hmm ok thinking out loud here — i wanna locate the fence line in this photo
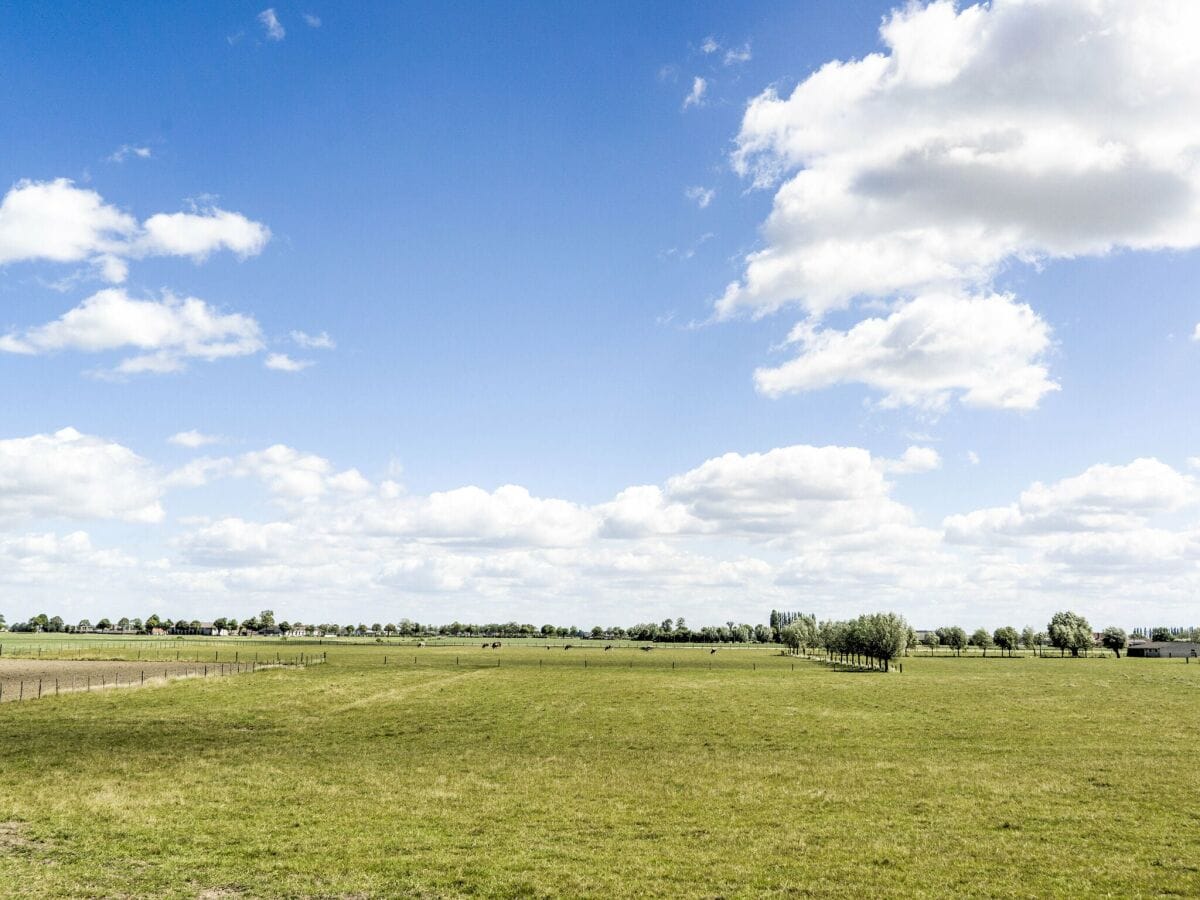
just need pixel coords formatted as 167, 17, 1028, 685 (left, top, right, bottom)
0, 656, 324, 705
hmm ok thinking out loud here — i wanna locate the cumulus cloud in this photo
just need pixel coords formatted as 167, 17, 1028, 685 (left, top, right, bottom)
258, 8, 285, 41
235, 445, 336, 500
0, 428, 164, 523
169, 430, 222, 449
4, 433, 1198, 624
662, 444, 914, 537
719, 0, 1200, 408
303, 13, 321, 28
0, 288, 264, 375
0, 179, 136, 268
264, 352, 312, 372
945, 458, 1198, 544
683, 76, 707, 109
881, 446, 941, 474
754, 292, 1058, 410
0, 179, 269, 282
138, 207, 270, 261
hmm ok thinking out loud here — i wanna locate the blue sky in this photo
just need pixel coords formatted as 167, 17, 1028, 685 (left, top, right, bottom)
1, 1, 1199, 630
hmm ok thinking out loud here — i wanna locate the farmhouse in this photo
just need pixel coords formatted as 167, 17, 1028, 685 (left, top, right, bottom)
1127, 641, 1200, 658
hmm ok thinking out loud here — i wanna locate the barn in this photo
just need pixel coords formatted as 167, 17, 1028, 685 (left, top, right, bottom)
1127, 641, 1200, 658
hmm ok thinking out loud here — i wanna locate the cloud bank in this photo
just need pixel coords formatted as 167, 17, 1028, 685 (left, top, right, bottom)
720, 0, 1200, 409
2, 428, 1196, 626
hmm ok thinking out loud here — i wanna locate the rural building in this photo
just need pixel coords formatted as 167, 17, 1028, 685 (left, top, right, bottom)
1127, 641, 1200, 658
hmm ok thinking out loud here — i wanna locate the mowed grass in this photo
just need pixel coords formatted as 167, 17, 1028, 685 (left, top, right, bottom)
0, 640, 1198, 898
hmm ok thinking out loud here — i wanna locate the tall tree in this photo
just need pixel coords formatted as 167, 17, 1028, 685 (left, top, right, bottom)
1048, 611, 1093, 657
939, 627, 968, 656
993, 626, 1020, 657
1101, 627, 1128, 658
970, 628, 993, 656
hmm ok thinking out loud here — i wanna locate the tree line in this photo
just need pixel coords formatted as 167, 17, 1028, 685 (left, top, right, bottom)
916, 613, 1129, 658
0, 608, 1182, 657
0, 611, 768, 643
774, 610, 1144, 659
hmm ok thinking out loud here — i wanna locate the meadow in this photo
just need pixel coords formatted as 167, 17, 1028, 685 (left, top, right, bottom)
0, 635, 1197, 898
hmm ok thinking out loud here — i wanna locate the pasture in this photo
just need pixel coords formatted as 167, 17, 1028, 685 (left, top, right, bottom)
0, 637, 1198, 898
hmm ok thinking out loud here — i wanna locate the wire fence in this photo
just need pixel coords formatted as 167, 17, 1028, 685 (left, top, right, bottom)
0, 643, 323, 665
0, 657, 321, 705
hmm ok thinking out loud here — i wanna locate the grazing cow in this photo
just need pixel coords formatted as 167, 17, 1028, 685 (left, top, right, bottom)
564, 644, 572, 650
710, 648, 717, 654
641, 646, 653, 652
604, 645, 612, 651
483, 643, 490, 649
492, 642, 501, 649
417, 641, 426, 647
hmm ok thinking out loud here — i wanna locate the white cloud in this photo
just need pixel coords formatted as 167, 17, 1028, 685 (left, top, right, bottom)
0, 428, 164, 523
683, 76, 707, 110
723, 43, 751, 66
945, 458, 1199, 544
138, 207, 270, 261
598, 444, 918, 541
753, 292, 1058, 410
4, 434, 1198, 626
967, 451, 980, 466
0, 288, 264, 375
0, 179, 136, 268
290, 330, 335, 349
236, 445, 329, 499
168, 430, 222, 449
0, 179, 269, 282
258, 8, 285, 41
685, 186, 715, 209
108, 145, 152, 163
303, 13, 321, 28
264, 352, 313, 372
881, 446, 941, 474
1192, 322, 1200, 341
719, 0, 1200, 408
700, 36, 719, 55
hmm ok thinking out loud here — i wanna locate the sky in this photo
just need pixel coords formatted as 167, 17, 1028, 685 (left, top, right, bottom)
1, 0, 1199, 631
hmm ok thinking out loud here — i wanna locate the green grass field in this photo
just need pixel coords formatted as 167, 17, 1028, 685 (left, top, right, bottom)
1, 636, 1198, 898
